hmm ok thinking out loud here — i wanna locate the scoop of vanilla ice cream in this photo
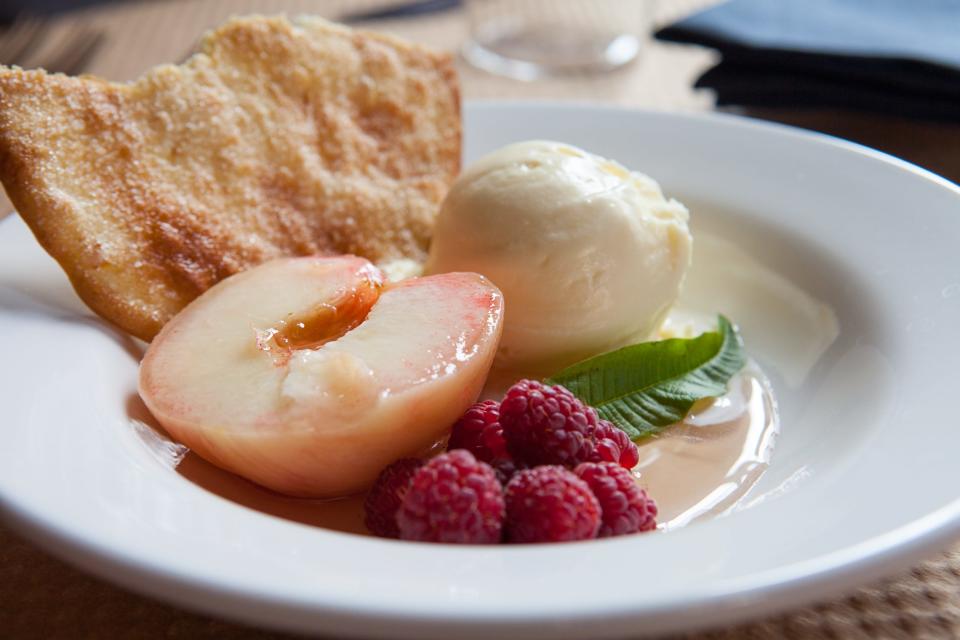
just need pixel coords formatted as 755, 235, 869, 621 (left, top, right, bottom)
425, 140, 692, 375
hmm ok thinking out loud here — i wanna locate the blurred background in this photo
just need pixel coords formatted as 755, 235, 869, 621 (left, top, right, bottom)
0, 0, 956, 198
2, 0, 959, 638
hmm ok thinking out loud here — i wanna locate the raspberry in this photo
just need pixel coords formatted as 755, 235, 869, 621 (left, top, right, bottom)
397, 450, 505, 544
590, 420, 640, 469
448, 400, 504, 456
504, 466, 601, 543
574, 462, 658, 537
363, 458, 423, 538
500, 380, 600, 467
487, 457, 521, 485
448, 400, 523, 483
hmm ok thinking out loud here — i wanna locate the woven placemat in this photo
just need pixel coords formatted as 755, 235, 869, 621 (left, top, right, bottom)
2, 1, 959, 638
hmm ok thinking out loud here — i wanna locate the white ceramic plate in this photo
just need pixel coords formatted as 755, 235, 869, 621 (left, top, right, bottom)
2, 103, 960, 639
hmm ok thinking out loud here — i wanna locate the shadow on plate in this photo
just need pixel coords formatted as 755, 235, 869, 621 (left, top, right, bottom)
125, 393, 369, 536
0, 267, 146, 362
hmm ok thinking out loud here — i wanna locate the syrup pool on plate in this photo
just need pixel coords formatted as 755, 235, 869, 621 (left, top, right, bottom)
638, 364, 777, 529
128, 361, 778, 535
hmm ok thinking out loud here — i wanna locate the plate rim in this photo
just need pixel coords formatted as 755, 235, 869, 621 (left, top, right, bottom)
4, 481, 960, 638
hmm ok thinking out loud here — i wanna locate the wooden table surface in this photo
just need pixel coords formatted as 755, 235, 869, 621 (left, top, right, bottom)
2, 1, 959, 638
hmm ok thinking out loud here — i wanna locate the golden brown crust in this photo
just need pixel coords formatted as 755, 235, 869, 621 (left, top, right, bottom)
0, 15, 460, 340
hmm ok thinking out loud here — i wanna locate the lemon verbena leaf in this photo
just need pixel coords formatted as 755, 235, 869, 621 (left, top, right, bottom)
545, 315, 746, 440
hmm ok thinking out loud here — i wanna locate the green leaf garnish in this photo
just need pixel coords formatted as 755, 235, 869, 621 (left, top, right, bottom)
546, 315, 746, 440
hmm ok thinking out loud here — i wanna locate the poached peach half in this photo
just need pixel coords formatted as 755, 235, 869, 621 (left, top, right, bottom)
139, 256, 504, 498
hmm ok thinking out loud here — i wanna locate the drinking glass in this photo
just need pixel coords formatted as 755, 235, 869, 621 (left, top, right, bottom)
463, 0, 651, 80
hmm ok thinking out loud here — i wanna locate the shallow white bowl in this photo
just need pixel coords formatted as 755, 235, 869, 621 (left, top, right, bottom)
2, 103, 959, 638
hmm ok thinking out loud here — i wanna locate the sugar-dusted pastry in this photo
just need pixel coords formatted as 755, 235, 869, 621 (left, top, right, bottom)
0, 15, 460, 340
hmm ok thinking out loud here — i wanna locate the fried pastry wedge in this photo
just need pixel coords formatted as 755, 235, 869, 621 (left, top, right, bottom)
0, 15, 460, 340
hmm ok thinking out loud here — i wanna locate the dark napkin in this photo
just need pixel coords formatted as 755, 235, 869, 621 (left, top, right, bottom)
655, 0, 960, 122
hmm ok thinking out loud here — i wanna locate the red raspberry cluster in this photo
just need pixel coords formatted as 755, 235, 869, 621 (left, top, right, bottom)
363, 380, 657, 544
499, 380, 641, 471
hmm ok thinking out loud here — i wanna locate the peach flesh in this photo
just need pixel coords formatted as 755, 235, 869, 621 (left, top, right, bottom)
139, 256, 504, 498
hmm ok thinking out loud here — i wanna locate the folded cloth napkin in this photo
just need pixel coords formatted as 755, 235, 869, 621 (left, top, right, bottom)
655, 0, 960, 122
